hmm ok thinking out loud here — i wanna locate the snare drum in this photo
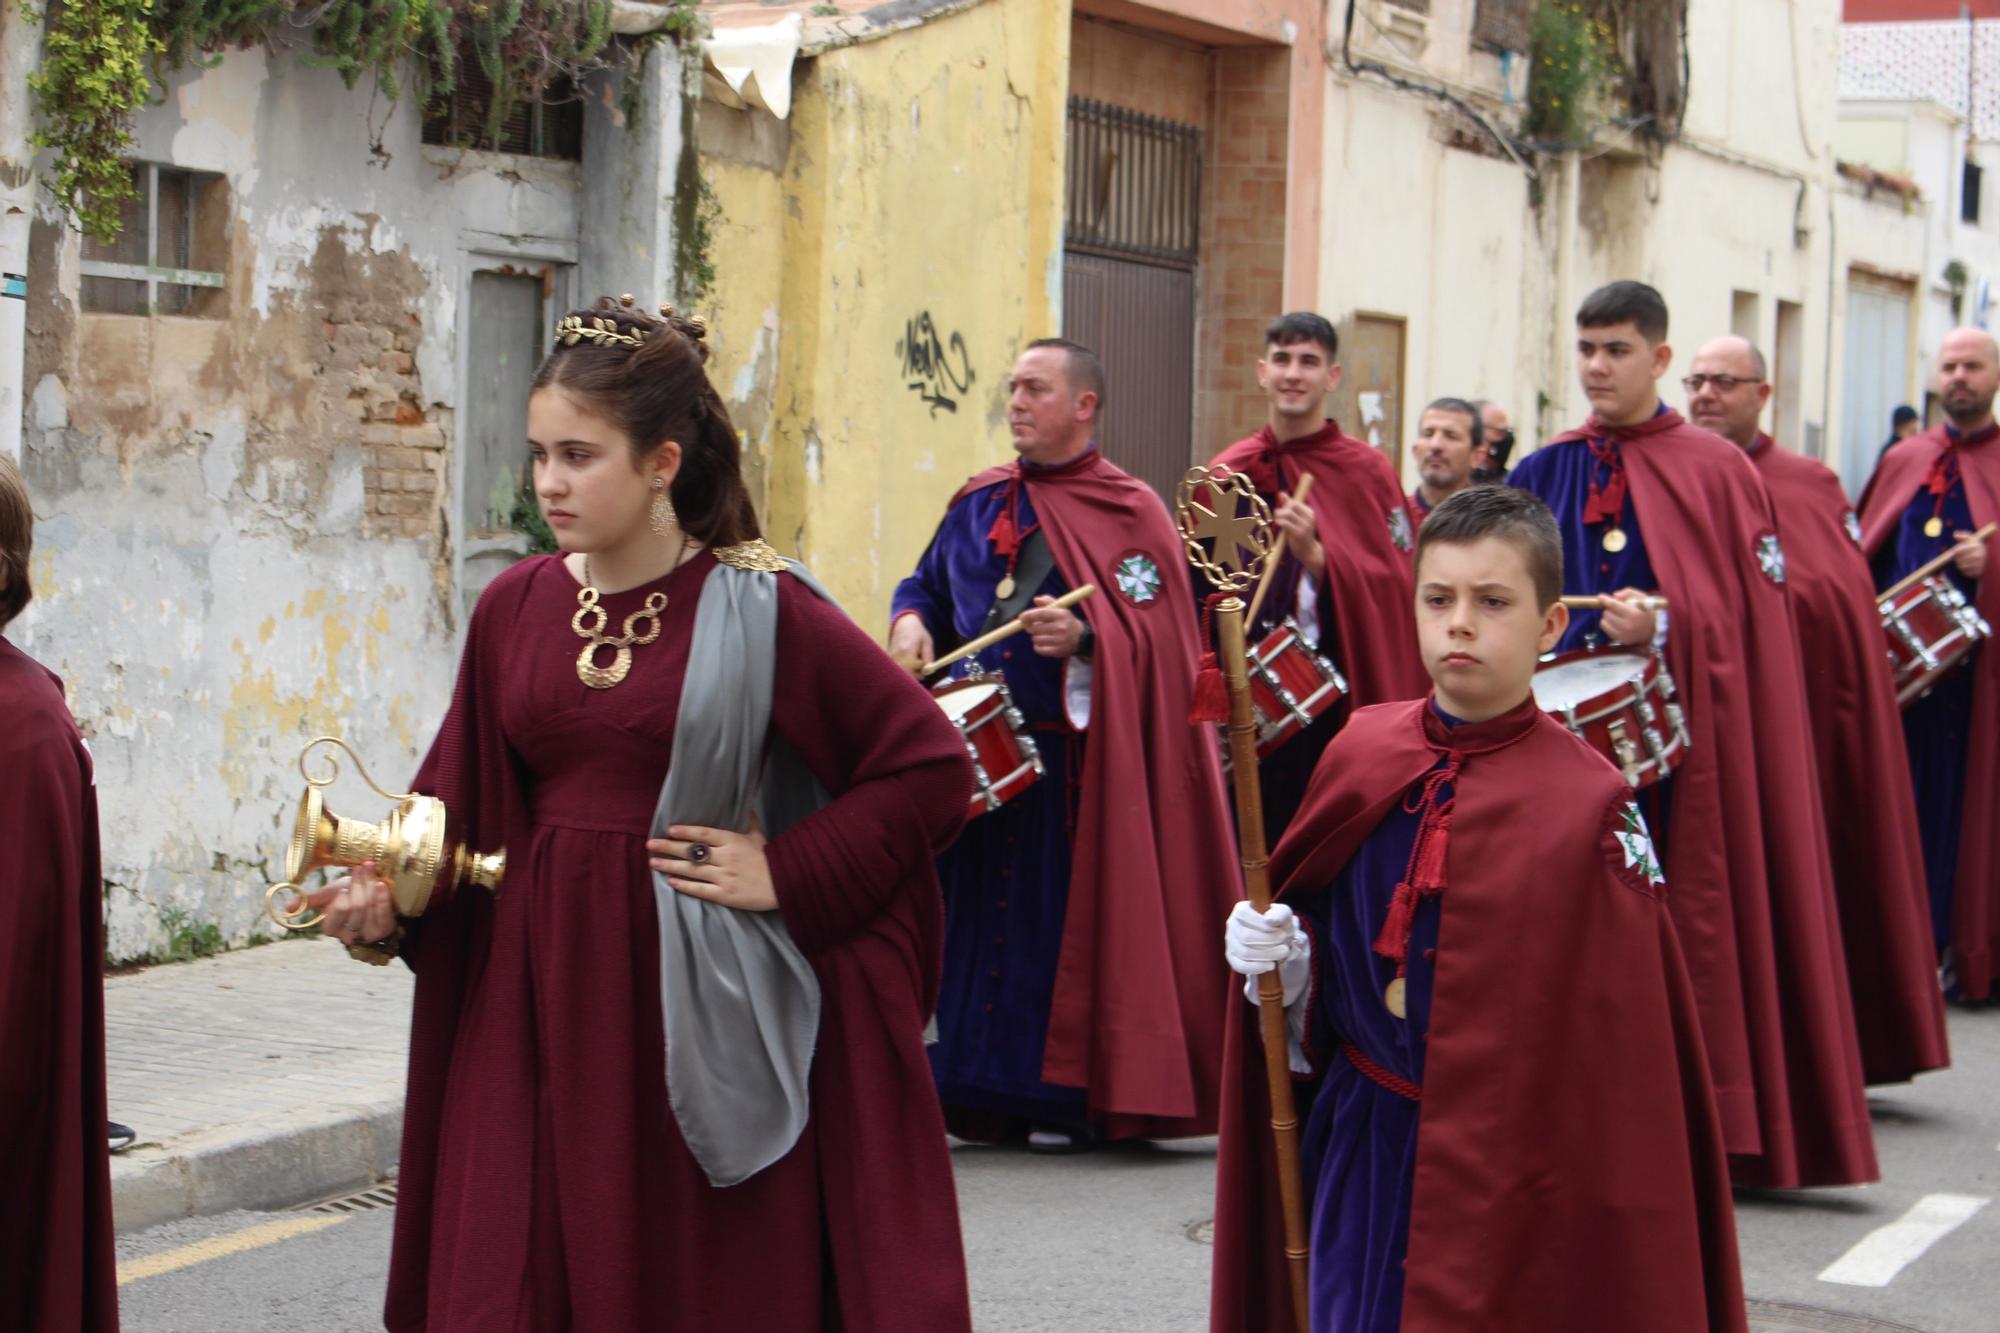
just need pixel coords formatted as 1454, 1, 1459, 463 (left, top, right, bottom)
1531, 648, 1689, 790
1880, 574, 1991, 707
933, 677, 1043, 819
1233, 618, 1350, 762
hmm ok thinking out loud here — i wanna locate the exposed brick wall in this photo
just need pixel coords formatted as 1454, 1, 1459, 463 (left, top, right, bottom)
320, 310, 446, 539
1069, 17, 1211, 126
1195, 46, 1291, 457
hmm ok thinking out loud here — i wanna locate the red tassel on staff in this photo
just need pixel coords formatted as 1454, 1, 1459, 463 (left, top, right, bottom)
1188, 593, 1232, 723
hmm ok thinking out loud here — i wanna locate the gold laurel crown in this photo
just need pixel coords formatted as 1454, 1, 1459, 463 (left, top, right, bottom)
553, 294, 709, 351
555, 313, 648, 348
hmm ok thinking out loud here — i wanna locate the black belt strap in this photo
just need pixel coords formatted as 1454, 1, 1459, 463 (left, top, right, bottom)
981, 527, 1057, 633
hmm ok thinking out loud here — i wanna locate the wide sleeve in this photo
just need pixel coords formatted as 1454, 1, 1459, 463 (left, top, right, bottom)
766, 578, 973, 955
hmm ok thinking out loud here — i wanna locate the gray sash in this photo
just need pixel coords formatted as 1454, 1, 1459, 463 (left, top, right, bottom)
650, 557, 833, 1186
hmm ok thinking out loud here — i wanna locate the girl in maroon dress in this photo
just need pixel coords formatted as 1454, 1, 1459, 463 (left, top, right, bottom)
0, 453, 119, 1332
314, 297, 975, 1331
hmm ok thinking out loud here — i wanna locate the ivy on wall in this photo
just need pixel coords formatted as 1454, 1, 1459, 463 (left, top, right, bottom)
29, 0, 632, 242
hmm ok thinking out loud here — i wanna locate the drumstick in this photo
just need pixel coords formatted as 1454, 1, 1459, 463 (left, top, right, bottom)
1244, 474, 1316, 629
918, 585, 1097, 676
1881, 522, 1998, 602
1560, 594, 1669, 611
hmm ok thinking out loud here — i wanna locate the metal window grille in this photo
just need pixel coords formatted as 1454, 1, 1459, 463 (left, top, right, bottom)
422, 54, 583, 160
1472, 0, 1534, 54
79, 163, 226, 316
1064, 98, 1202, 270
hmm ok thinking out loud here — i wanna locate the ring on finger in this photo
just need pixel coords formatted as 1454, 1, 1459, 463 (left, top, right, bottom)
687, 842, 711, 864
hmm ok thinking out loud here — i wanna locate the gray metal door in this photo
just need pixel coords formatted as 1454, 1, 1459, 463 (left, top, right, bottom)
1063, 97, 1201, 504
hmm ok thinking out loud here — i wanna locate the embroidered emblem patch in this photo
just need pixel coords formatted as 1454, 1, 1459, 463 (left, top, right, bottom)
1844, 511, 1864, 549
1611, 801, 1665, 894
1387, 507, 1414, 553
1755, 532, 1787, 585
1112, 550, 1163, 606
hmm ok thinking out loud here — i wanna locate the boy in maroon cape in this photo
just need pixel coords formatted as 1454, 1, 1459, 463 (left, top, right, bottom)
1685, 334, 1947, 1083
1208, 313, 1428, 840
1507, 281, 1875, 1190
0, 453, 120, 1333
1210, 486, 1744, 1333
890, 339, 1241, 1149
1858, 326, 2000, 999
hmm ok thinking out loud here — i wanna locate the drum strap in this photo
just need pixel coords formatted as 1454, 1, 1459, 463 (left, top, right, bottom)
980, 527, 1058, 633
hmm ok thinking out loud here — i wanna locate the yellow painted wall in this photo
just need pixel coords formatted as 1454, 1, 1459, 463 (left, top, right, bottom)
701, 0, 1071, 633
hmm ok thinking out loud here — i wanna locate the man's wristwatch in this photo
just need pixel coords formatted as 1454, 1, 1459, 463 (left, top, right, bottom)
346, 925, 406, 967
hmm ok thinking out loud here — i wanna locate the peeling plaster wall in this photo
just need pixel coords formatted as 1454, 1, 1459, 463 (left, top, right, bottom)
15, 40, 586, 962
700, 0, 1070, 631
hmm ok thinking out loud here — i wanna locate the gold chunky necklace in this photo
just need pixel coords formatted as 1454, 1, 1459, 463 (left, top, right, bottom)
571, 544, 685, 689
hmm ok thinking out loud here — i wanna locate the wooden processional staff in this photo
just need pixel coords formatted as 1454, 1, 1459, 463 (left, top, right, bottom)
1176, 464, 1311, 1333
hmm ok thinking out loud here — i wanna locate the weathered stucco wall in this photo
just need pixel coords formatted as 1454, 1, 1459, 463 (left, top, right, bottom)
701, 0, 1069, 633
16, 40, 586, 961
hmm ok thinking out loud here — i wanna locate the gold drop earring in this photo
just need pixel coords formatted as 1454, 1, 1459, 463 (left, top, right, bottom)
650, 476, 677, 537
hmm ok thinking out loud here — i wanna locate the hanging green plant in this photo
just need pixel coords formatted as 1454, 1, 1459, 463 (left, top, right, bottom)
29, 0, 628, 243
1523, 0, 1621, 149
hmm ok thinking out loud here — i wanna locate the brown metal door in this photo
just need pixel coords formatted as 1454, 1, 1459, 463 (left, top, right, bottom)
1063, 254, 1196, 503
1063, 97, 1201, 504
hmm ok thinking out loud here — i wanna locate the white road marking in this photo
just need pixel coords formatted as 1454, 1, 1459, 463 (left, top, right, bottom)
1817, 1193, 1989, 1287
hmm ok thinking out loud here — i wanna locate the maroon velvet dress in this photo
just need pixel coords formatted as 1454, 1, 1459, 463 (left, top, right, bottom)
381, 550, 974, 1332
0, 639, 119, 1333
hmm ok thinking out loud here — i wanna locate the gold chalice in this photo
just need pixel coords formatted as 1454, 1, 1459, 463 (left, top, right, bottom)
264, 736, 504, 930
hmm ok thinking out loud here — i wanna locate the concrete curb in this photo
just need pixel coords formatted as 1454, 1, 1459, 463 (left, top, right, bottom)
112, 1097, 403, 1234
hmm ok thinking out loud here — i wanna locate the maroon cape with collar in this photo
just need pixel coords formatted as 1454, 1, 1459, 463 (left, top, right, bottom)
0, 640, 119, 1333
1210, 697, 1744, 1333
1750, 435, 1947, 1081
384, 557, 972, 1330
951, 449, 1243, 1134
1859, 421, 2000, 998
1211, 422, 1428, 708
1535, 410, 1875, 1188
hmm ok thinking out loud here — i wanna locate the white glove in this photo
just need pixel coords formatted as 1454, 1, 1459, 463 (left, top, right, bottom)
1224, 900, 1312, 1009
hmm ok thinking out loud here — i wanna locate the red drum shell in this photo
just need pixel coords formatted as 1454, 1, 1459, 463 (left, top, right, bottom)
1234, 619, 1349, 763
1531, 647, 1689, 790
932, 677, 1043, 820
1880, 574, 1991, 708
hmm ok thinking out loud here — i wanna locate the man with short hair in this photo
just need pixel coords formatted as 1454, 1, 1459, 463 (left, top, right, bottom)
1687, 335, 1947, 1084
1407, 397, 1486, 526
1207, 313, 1427, 839
890, 338, 1240, 1150
1508, 281, 1876, 1189
1858, 327, 2000, 999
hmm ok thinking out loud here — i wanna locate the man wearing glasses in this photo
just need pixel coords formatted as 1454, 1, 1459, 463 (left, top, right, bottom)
1472, 400, 1517, 482
1685, 335, 1947, 1089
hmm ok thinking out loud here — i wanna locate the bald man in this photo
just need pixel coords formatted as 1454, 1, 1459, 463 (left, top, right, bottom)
1471, 400, 1515, 482
1687, 336, 1946, 1082
1858, 327, 2000, 1000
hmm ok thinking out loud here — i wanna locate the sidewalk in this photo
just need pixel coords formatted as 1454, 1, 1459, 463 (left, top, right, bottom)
106, 938, 413, 1233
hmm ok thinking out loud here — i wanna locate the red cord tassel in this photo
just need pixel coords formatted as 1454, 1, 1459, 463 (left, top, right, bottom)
1187, 651, 1231, 723
1373, 763, 1457, 965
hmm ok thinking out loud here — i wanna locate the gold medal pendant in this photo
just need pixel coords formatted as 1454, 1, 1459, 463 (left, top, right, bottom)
1602, 527, 1629, 553
1383, 976, 1407, 1019
1925, 516, 1946, 539
994, 574, 1016, 600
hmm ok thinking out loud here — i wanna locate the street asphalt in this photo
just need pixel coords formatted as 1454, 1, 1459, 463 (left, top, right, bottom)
113, 1006, 1998, 1332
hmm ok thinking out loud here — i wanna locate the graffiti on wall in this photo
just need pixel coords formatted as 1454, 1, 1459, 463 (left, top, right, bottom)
896, 311, 974, 416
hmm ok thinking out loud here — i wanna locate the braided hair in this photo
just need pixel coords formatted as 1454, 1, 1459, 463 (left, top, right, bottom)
531, 294, 760, 547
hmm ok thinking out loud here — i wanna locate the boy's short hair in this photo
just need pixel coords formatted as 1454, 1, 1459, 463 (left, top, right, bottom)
1576, 280, 1669, 345
1415, 486, 1564, 609
1263, 311, 1338, 360
0, 452, 32, 631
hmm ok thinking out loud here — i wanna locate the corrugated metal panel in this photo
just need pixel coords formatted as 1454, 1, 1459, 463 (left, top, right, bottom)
1063, 252, 1196, 505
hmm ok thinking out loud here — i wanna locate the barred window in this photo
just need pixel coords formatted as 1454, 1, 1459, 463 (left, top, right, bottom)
79, 164, 227, 317
421, 56, 583, 161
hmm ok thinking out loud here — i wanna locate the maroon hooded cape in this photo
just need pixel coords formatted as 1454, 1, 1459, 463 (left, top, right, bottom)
0, 639, 119, 1333
1211, 422, 1428, 708
1750, 435, 1947, 1081
383, 552, 972, 1330
1526, 411, 1875, 1187
951, 449, 1242, 1134
1211, 698, 1745, 1333
1859, 422, 2000, 998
